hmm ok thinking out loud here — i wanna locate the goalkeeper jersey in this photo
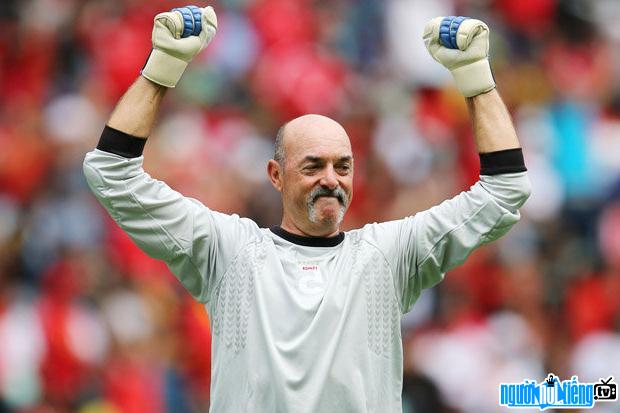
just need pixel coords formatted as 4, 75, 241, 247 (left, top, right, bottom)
83, 148, 530, 412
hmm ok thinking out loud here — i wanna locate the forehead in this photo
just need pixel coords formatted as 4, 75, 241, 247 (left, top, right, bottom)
283, 115, 352, 163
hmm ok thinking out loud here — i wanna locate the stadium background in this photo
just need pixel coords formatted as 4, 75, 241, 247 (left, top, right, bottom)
1, 0, 620, 412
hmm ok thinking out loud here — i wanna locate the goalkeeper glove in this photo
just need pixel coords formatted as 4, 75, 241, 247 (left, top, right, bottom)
423, 16, 495, 97
141, 5, 218, 88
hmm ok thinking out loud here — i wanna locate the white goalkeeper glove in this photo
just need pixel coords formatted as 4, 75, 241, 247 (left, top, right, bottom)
423, 16, 495, 97
141, 5, 218, 88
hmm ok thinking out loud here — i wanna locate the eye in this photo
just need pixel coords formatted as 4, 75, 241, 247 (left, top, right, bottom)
302, 164, 320, 174
336, 164, 351, 174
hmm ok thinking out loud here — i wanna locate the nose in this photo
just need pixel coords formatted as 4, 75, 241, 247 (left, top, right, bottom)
320, 164, 339, 190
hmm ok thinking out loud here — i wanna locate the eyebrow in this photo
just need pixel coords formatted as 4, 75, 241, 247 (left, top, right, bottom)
301, 155, 353, 164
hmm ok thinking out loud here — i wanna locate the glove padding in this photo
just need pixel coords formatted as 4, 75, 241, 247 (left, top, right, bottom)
142, 6, 218, 88
423, 16, 495, 97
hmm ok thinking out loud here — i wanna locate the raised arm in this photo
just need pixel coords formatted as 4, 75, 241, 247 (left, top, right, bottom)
83, 7, 259, 303
106, 76, 166, 138
424, 16, 521, 149
370, 17, 531, 312
467, 89, 520, 153
104, 6, 216, 139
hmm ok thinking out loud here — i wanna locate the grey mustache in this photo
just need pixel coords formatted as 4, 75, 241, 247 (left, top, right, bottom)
309, 186, 347, 206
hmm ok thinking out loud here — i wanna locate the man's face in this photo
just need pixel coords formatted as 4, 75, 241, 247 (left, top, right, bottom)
269, 115, 354, 237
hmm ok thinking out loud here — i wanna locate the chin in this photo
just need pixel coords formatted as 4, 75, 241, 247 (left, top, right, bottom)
310, 208, 346, 228
317, 216, 340, 227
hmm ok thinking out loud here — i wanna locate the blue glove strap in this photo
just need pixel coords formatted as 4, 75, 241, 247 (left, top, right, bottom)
187, 5, 202, 36
173, 6, 202, 38
439, 16, 468, 49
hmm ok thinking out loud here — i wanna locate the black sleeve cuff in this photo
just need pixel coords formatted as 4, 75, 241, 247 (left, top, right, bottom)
479, 148, 527, 175
96, 125, 147, 158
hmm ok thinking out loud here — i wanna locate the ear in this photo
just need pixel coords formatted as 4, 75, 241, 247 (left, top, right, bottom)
267, 159, 283, 192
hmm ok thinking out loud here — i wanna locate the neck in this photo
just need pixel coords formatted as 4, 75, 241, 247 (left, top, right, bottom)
280, 217, 340, 238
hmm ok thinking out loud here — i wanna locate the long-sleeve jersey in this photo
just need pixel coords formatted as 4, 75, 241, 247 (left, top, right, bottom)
83, 148, 530, 412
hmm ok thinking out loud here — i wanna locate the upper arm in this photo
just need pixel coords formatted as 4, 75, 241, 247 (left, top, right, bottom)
366, 172, 531, 312
83, 149, 258, 303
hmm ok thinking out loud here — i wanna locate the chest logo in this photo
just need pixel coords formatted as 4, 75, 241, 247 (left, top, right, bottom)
297, 262, 323, 295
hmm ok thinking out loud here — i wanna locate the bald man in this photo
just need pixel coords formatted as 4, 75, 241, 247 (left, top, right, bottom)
84, 7, 530, 412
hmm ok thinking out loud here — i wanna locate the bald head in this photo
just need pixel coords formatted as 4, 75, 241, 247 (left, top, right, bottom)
274, 114, 351, 166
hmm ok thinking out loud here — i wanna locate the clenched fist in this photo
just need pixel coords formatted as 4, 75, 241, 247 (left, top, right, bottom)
423, 16, 495, 97
141, 5, 218, 88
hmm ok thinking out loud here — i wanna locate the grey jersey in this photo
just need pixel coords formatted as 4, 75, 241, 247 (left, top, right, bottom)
83, 149, 530, 412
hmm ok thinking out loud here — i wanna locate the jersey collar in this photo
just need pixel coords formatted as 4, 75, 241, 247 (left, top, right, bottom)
270, 226, 345, 247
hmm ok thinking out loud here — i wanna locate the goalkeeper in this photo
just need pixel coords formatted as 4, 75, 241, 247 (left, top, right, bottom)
83, 7, 530, 412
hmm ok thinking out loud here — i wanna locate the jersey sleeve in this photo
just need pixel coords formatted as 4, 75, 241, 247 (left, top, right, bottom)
363, 172, 531, 313
83, 149, 259, 303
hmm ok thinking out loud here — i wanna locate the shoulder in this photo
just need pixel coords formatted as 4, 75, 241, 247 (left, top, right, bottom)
346, 219, 413, 253
348, 218, 412, 240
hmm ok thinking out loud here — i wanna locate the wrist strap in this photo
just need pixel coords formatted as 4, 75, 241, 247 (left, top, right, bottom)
97, 125, 147, 158
480, 148, 526, 175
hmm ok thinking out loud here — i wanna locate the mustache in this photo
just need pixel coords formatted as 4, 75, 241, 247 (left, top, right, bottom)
308, 186, 348, 206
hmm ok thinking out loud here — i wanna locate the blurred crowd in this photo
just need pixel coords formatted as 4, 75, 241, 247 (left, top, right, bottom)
1, 0, 620, 412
